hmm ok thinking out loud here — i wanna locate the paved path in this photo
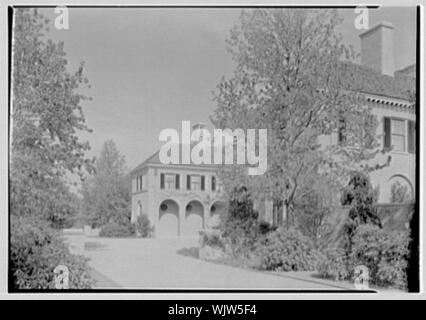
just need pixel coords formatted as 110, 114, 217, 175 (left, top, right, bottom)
64, 233, 356, 290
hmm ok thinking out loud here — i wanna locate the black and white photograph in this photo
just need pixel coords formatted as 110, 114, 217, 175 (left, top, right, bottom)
1, 1, 424, 302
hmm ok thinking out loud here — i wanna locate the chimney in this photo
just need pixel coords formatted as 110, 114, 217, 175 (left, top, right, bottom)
359, 21, 395, 77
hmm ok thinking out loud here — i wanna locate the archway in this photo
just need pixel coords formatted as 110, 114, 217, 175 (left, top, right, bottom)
158, 199, 179, 237
184, 200, 204, 236
388, 175, 414, 203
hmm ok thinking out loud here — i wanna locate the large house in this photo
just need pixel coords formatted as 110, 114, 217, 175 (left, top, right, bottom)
131, 21, 416, 237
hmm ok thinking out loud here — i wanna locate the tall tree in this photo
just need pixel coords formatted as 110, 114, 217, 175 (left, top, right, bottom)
10, 8, 92, 225
82, 140, 131, 227
9, 8, 94, 289
211, 9, 383, 225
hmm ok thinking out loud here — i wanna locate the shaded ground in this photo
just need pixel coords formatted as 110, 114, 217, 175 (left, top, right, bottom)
64, 232, 360, 290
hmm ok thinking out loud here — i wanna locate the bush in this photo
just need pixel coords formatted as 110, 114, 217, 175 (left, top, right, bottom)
136, 214, 153, 238
99, 222, 135, 238
317, 249, 350, 281
342, 172, 382, 251
220, 187, 261, 257
351, 224, 410, 289
200, 230, 224, 248
10, 216, 94, 290
255, 227, 324, 271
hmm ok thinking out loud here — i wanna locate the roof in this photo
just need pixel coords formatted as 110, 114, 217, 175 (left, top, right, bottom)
131, 143, 224, 174
338, 61, 415, 100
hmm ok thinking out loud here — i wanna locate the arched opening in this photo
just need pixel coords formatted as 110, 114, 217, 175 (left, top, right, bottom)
184, 200, 204, 236
158, 199, 179, 237
208, 201, 226, 228
389, 175, 414, 203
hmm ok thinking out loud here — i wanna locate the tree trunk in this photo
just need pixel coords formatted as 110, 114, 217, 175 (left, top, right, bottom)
282, 202, 288, 227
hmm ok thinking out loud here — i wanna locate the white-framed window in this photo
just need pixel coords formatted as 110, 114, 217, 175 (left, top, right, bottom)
186, 174, 205, 191
136, 174, 146, 192
160, 173, 180, 190
165, 174, 176, 190
383, 117, 415, 153
391, 119, 406, 152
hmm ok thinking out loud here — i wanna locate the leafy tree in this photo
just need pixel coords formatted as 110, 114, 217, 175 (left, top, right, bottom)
10, 9, 94, 289
82, 140, 131, 228
10, 8, 92, 225
220, 186, 260, 256
342, 171, 382, 251
211, 9, 383, 226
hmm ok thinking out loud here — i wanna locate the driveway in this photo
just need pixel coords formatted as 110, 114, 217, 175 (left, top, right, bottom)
63, 232, 356, 290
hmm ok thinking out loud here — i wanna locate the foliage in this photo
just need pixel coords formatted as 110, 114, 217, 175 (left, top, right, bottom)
258, 220, 276, 235
10, 216, 94, 290
11, 8, 93, 228
200, 230, 224, 248
390, 181, 412, 203
342, 172, 382, 251
136, 214, 153, 238
255, 227, 324, 271
317, 248, 350, 281
220, 187, 262, 256
10, 9, 94, 289
293, 173, 340, 250
81, 140, 131, 228
211, 9, 383, 227
99, 222, 135, 238
350, 225, 410, 289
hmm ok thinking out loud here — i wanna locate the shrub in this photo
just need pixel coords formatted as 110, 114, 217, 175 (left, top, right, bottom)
317, 249, 350, 281
255, 227, 324, 271
258, 220, 276, 235
342, 172, 382, 251
200, 230, 224, 248
350, 224, 410, 289
10, 216, 94, 290
136, 214, 153, 238
220, 187, 261, 256
99, 222, 135, 237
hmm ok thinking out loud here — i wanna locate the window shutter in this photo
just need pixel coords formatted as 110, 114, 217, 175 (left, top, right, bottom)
201, 176, 205, 191
175, 174, 180, 189
384, 117, 391, 149
187, 175, 191, 190
160, 173, 165, 189
211, 176, 216, 191
408, 120, 415, 153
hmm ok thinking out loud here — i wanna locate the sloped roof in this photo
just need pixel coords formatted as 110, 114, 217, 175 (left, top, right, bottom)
131, 143, 223, 174
338, 61, 415, 100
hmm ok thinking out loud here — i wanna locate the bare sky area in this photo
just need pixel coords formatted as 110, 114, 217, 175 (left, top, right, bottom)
38, 7, 417, 171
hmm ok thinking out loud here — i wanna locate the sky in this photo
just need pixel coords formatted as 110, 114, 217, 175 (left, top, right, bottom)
37, 6, 417, 170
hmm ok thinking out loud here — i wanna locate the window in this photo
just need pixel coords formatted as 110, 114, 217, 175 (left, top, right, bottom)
211, 176, 216, 191
384, 117, 413, 153
136, 175, 145, 192
191, 175, 201, 191
160, 173, 179, 190
187, 175, 205, 191
391, 119, 405, 152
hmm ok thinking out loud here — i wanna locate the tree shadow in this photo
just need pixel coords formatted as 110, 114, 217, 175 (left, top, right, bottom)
176, 247, 199, 259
